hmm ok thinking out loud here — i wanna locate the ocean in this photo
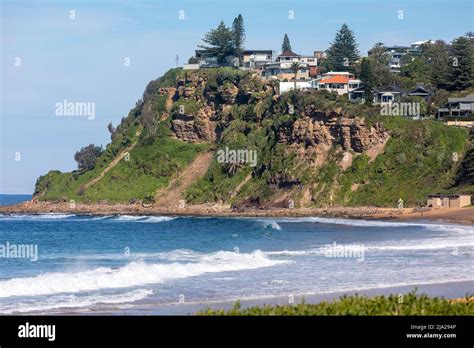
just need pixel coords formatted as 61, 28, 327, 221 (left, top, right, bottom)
0, 202, 473, 315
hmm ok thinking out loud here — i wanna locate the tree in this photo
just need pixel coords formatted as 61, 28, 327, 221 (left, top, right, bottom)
360, 58, 374, 104
325, 24, 360, 72
232, 14, 245, 62
448, 36, 474, 90
423, 41, 450, 89
198, 21, 235, 65
367, 42, 394, 87
282, 34, 292, 52
74, 144, 103, 171
107, 122, 116, 139
290, 62, 301, 91
188, 56, 199, 64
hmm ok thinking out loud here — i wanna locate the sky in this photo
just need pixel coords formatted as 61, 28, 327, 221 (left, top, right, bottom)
1, 0, 473, 194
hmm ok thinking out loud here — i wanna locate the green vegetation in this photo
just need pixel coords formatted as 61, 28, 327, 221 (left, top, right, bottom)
281, 33, 291, 52
198, 292, 474, 316
35, 68, 474, 207
324, 23, 360, 73
336, 117, 470, 206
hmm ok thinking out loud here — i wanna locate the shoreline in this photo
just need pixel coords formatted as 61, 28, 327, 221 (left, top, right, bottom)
0, 200, 473, 225
21, 279, 473, 315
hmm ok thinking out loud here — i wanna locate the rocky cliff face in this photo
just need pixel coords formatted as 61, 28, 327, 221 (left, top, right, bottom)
280, 115, 389, 153
157, 71, 389, 152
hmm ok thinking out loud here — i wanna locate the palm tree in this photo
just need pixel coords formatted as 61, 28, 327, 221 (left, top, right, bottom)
290, 62, 301, 91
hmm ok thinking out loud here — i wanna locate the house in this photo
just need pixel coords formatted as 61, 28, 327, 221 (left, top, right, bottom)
242, 50, 273, 69
437, 94, 474, 118
408, 85, 432, 100
427, 194, 471, 208
278, 80, 312, 94
263, 50, 315, 80
312, 72, 361, 96
370, 41, 431, 73
374, 86, 406, 104
194, 50, 237, 68
300, 56, 318, 77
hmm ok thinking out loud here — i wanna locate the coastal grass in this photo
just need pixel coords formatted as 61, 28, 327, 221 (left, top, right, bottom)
198, 292, 474, 316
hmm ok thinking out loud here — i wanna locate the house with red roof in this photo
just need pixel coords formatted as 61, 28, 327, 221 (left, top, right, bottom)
311, 72, 361, 95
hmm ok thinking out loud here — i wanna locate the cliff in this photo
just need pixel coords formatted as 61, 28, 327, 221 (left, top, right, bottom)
34, 68, 473, 208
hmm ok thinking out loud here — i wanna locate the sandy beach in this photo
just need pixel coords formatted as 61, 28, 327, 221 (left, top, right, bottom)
0, 200, 472, 225
50, 280, 473, 315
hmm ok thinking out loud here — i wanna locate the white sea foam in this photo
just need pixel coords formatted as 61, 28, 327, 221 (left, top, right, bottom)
262, 216, 474, 233
261, 220, 282, 231
0, 250, 288, 298
0, 289, 152, 314
0, 213, 76, 221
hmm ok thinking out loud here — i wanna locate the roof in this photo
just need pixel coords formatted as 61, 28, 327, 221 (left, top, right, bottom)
279, 50, 300, 57
448, 93, 474, 103
374, 86, 405, 94
428, 194, 471, 198
409, 86, 432, 95
319, 75, 350, 84
243, 50, 273, 54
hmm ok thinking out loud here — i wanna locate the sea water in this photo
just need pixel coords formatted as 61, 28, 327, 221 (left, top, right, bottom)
0, 208, 473, 314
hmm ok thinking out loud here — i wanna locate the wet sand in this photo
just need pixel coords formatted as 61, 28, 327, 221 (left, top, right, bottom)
53, 280, 474, 315
0, 201, 472, 225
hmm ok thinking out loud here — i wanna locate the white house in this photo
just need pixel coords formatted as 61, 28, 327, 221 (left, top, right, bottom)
279, 80, 312, 94
312, 72, 361, 95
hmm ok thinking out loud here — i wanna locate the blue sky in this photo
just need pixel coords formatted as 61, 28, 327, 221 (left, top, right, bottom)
1, 0, 473, 194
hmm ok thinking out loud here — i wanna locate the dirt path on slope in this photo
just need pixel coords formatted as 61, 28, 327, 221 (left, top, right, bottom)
154, 151, 214, 207
84, 131, 141, 189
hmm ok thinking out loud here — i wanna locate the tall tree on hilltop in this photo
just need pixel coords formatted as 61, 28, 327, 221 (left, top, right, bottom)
360, 58, 374, 104
232, 14, 245, 63
325, 24, 360, 72
199, 21, 235, 65
282, 34, 292, 52
448, 36, 474, 90
424, 41, 450, 89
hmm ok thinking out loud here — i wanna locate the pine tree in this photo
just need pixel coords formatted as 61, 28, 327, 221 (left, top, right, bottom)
448, 36, 474, 90
360, 58, 374, 104
282, 34, 292, 52
232, 14, 245, 63
325, 24, 360, 72
198, 21, 235, 65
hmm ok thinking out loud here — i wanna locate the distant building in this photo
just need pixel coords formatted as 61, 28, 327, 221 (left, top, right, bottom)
437, 93, 474, 118
242, 50, 273, 69
194, 50, 237, 68
427, 194, 471, 208
312, 72, 361, 96
349, 84, 431, 104
263, 50, 316, 80
278, 80, 312, 94
370, 40, 432, 73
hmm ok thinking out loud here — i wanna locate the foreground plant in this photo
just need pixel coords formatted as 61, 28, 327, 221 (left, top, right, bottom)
198, 291, 474, 316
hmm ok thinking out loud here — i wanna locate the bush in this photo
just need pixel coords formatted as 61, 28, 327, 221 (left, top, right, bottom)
74, 144, 103, 171
198, 291, 473, 316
